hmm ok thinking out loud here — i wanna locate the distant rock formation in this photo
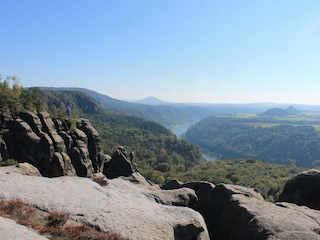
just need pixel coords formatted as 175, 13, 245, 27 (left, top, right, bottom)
0, 111, 138, 178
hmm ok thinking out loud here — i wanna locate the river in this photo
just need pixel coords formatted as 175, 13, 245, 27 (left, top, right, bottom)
170, 122, 195, 138
170, 122, 216, 162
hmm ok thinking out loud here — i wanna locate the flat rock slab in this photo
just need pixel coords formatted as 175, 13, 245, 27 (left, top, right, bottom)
0, 168, 209, 240
0, 216, 48, 240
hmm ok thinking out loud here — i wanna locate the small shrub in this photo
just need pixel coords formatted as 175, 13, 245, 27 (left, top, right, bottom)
0, 158, 18, 166
0, 199, 36, 225
46, 211, 68, 227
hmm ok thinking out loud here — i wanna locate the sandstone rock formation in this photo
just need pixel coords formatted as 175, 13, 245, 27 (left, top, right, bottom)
163, 180, 320, 240
103, 146, 138, 179
0, 111, 123, 178
278, 169, 320, 210
0, 166, 209, 240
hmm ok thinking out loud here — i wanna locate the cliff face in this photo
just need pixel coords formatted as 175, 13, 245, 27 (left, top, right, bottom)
0, 111, 109, 177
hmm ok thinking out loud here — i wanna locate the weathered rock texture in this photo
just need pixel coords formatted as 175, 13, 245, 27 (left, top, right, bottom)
0, 216, 48, 240
0, 111, 136, 178
279, 169, 320, 210
163, 180, 320, 240
0, 167, 209, 240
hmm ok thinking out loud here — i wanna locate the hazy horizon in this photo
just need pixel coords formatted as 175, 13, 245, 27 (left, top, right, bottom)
1, 1, 320, 105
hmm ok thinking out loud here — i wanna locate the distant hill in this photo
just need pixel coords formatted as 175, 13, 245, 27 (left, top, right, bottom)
260, 106, 301, 117
133, 96, 174, 105
39, 87, 320, 127
40, 87, 215, 126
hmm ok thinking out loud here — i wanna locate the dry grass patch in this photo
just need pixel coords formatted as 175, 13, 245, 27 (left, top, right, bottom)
92, 173, 109, 186
0, 199, 128, 240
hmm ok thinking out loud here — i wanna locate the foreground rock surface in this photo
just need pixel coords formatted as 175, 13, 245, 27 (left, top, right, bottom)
163, 180, 320, 240
0, 216, 48, 240
0, 167, 209, 240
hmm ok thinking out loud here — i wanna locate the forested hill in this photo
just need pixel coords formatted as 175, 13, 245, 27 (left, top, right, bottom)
186, 116, 320, 168
0, 82, 206, 184
41, 87, 309, 127
40, 87, 214, 127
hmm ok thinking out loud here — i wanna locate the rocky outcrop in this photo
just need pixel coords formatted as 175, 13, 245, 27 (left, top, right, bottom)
0, 166, 209, 240
77, 119, 105, 173
278, 169, 320, 210
212, 187, 320, 240
163, 180, 320, 240
104, 146, 138, 179
0, 111, 113, 178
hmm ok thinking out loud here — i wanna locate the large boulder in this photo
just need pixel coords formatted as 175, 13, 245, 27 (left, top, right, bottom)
162, 180, 218, 237
145, 187, 197, 207
278, 169, 320, 210
104, 146, 138, 179
0, 168, 210, 240
161, 179, 184, 190
0, 163, 41, 176
163, 180, 320, 239
212, 189, 320, 240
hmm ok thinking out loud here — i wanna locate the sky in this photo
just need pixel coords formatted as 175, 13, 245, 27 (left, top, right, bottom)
1, 0, 320, 104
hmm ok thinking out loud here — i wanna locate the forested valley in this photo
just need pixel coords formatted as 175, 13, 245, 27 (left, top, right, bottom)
0, 75, 315, 201
186, 116, 320, 167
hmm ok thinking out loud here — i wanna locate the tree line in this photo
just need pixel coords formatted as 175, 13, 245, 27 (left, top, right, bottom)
0, 75, 44, 115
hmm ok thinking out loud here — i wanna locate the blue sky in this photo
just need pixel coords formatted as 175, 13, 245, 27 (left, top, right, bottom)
1, 0, 320, 104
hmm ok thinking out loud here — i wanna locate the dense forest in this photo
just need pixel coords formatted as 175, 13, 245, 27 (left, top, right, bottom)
175, 158, 306, 201
186, 116, 320, 167
0, 75, 315, 201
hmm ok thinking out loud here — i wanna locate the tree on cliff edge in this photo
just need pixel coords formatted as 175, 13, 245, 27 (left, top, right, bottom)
0, 75, 23, 115
0, 75, 44, 115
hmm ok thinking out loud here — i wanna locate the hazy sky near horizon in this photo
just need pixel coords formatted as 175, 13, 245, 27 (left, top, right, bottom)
1, 1, 320, 104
